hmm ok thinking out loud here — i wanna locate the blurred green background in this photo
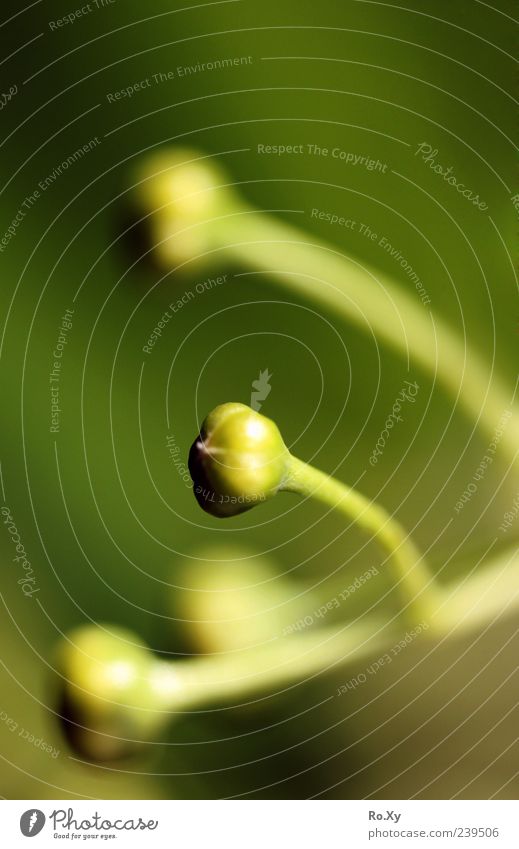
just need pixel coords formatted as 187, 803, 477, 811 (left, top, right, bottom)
0, 0, 517, 798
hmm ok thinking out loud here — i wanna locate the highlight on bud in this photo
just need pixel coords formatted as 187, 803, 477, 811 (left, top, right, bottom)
129, 147, 240, 268
188, 403, 290, 517
56, 624, 179, 760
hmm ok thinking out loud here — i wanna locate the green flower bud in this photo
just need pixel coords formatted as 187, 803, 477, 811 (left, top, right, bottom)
171, 546, 308, 652
129, 147, 241, 269
56, 625, 180, 760
188, 403, 290, 517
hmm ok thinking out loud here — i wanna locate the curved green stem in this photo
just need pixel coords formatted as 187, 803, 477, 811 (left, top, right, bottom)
209, 208, 517, 465
63, 541, 519, 757
188, 402, 440, 624
149, 538, 519, 714
134, 147, 518, 462
283, 455, 441, 626
151, 617, 395, 712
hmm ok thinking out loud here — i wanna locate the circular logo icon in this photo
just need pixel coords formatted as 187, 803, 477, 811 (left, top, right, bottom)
20, 810, 46, 837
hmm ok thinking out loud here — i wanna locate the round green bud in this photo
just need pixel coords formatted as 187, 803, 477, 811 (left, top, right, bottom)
56, 625, 180, 760
171, 546, 307, 652
188, 403, 290, 517
129, 147, 241, 269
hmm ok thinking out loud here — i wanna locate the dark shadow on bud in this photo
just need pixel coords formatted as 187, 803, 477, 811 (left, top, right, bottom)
56, 685, 137, 763
115, 208, 159, 272
188, 436, 255, 517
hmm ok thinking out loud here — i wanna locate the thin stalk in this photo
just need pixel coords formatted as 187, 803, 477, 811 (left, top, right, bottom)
284, 456, 441, 626
155, 618, 395, 711
188, 402, 441, 624
150, 540, 519, 714
206, 208, 518, 465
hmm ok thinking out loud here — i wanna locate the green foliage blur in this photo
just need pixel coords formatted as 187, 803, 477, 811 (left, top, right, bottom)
0, 0, 516, 799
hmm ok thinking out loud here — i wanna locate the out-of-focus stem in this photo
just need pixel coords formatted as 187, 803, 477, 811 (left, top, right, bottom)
207, 207, 517, 464
284, 456, 441, 626
151, 540, 519, 713
133, 147, 518, 462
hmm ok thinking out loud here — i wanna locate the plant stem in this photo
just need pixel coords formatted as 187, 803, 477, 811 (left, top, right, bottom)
149, 539, 519, 715
153, 617, 395, 712
205, 207, 518, 465
283, 455, 441, 625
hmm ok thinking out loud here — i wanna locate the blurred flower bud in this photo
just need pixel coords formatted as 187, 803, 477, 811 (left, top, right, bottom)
129, 148, 241, 269
171, 546, 309, 653
188, 403, 290, 517
56, 624, 179, 760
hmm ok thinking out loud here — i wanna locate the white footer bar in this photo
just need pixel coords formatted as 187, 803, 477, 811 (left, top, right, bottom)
1, 799, 517, 848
